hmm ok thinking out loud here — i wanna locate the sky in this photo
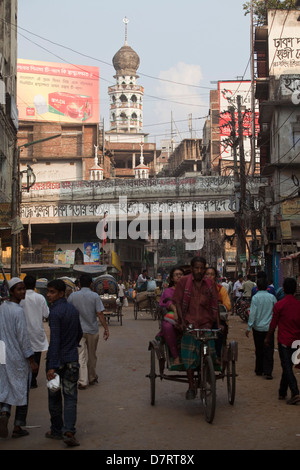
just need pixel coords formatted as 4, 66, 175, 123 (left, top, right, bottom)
17, 0, 253, 148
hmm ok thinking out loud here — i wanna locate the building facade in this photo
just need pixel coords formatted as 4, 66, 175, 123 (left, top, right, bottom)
254, 8, 300, 287
0, 0, 18, 260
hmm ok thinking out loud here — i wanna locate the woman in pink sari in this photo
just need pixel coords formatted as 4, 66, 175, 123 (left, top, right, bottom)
158, 266, 184, 365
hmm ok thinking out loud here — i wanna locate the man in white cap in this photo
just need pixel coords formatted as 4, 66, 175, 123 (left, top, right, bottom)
0, 277, 38, 439
20, 275, 49, 388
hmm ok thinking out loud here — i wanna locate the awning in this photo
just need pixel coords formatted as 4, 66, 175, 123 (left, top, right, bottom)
73, 264, 107, 275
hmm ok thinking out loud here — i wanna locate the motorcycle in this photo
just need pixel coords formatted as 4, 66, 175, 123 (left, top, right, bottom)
235, 294, 251, 322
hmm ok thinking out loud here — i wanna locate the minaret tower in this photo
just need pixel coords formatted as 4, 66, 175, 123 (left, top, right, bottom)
108, 17, 144, 134
134, 142, 149, 179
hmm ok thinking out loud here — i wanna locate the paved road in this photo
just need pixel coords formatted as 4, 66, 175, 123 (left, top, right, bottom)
1, 305, 300, 452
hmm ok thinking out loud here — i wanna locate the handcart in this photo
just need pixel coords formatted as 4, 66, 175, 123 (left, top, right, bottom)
133, 290, 160, 320
146, 305, 238, 423
93, 274, 123, 325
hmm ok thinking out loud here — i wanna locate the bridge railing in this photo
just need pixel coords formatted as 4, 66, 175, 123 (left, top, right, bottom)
22, 175, 267, 202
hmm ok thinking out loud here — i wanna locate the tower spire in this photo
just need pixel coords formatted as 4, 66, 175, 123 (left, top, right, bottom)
123, 17, 129, 45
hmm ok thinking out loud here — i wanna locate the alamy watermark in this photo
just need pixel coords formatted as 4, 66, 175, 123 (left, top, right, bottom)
96, 196, 204, 250
292, 341, 300, 365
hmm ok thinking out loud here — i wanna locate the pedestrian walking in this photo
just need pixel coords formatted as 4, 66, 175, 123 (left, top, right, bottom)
246, 277, 277, 379
117, 279, 125, 305
20, 274, 49, 388
265, 277, 300, 404
68, 274, 109, 390
233, 274, 244, 302
221, 277, 229, 292
45, 279, 82, 447
242, 274, 256, 299
0, 277, 38, 439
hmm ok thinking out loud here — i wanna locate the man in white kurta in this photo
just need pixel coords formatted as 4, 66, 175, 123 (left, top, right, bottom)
0, 278, 38, 439
20, 275, 49, 388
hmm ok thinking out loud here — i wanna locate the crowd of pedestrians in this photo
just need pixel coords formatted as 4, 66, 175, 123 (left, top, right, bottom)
0, 274, 109, 447
0, 265, 299, 447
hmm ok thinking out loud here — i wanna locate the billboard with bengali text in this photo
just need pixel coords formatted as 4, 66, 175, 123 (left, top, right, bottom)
268, 10, 300, 78
218, 81, 259, 162
17, 59, 99, 123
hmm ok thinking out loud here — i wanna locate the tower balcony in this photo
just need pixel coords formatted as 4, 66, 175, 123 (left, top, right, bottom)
108, 84, 144, 94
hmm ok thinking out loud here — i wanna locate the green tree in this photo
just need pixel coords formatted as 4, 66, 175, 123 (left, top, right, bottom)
243, 0, 297, 25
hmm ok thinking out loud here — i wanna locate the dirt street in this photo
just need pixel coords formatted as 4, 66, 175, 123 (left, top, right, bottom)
1, 305, 300, 451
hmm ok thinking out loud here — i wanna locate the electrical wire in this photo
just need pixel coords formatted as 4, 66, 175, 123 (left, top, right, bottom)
11, 19, 213, 91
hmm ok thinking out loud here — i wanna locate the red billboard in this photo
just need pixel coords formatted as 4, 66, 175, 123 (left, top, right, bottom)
218, 81, 259, 162
17, 59, 99, 123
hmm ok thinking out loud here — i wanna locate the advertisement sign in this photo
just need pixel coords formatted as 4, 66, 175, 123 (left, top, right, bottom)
65, 250, 75, 264
53, 250, 75, 265
17, 59, 99, 123
268, 10, 300, 78
280, 220, 292, 240
53, 251, 65, 265
219, 81, 259, 162
83, 242, 100, 265
159, 257, 178, 267
112, 251, 121, 272
281, 198, 300, 219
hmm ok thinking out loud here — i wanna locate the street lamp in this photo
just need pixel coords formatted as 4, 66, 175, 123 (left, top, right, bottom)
10, 134, 61, 277
20, 164, 36, 192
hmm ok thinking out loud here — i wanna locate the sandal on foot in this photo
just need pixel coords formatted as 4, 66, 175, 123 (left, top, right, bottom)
12, 428, 29, 438
63, 432, 80, 447
287, 394, 300, 405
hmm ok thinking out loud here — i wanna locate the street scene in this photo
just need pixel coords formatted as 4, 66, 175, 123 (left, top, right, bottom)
1, 305, 300, 451
1, 0, 300, 454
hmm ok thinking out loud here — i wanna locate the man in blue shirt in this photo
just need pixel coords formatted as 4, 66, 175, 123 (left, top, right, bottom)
46, 279, 82, 447
246, 277, 277, 379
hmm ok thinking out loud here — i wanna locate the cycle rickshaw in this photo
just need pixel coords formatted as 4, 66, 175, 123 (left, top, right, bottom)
93, 274, 123, 325
147, 305, 238, 423
133, 287, 160, 321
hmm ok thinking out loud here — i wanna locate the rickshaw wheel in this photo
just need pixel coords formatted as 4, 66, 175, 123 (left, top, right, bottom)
226, 358, 236, 405
150, 347, 156, 405
149, 297, 158, 320
201, 355, 216, 423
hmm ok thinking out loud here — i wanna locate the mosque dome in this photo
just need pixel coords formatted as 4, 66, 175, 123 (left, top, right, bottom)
112, 44, 140, 77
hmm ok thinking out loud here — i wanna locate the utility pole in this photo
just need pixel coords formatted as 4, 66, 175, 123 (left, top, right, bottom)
229, 105, 241, 276
10, 143, 20, 277
229, 106, 239, 193
102, 118, 105, 167
250, 0, 256, 175
229, 96, 247, 276
237, 95, 246, 208
237, 95, 247, 274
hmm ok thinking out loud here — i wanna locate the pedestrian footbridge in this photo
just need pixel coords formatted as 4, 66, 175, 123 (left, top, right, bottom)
21, 175, 267, 230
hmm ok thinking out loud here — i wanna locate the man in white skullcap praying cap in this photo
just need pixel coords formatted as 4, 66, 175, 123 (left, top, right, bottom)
0, 277, 38, 439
